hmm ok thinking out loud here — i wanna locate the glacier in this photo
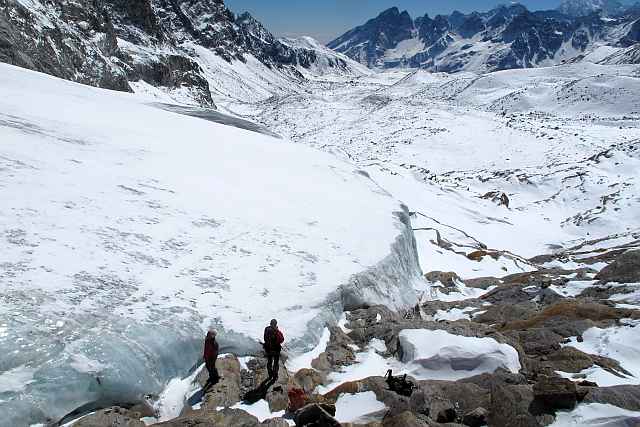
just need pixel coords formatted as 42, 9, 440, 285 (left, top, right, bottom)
0, 63, 423, 426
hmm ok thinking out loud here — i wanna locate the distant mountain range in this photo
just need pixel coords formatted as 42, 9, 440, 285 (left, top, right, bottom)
0, 0, 361, 107
327, 0, 640, 73
558, 0, 628, 17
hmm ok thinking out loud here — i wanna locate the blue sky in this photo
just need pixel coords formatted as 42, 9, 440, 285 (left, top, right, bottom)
225, 0, 564, 43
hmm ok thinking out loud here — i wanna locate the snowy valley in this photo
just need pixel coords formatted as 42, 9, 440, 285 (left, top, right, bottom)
1, 0, 640, 426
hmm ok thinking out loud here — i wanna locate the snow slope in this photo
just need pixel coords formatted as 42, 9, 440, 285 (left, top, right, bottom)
0, 64, 423, 425
232, 63, 640, 279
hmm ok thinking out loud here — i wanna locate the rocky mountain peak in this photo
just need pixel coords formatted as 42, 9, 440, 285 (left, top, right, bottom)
328, 2, 640, 72
326, 7, 414, 67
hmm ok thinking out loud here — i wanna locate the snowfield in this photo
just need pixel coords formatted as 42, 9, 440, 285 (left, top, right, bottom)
229, 63, 640, 279
0, 63, 422, 425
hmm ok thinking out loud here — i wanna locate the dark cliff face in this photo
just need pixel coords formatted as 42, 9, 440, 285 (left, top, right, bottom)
0, 0, 348, 106
0, 0, 131, 92
328, 2, 640, 72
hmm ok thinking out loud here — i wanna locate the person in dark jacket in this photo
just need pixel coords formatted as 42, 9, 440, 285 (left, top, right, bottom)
203, 329, 220, 386
263, 319, 284, 380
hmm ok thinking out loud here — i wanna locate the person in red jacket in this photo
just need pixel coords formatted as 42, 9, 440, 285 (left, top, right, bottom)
203, 329, 220, 386
263, 319, 284, 380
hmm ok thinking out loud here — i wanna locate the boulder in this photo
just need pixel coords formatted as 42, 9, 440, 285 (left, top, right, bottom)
431, 399, 456, 423
424, 271, 462, 287
73, 407, 145, 427
543, 347, 595, 372
411, 381, 490, 422
467, 250, 500, 262
381, 411, 431, 427
509, 328, 563, 356
532, 376, 582, 412
156, 408, 261, 426
596, 249, 640, 283
200, 355, 242, 409
293, 369, 325, 394
462, 407, 488, 427
461, 368, 528, 390
312, 326, 357, 372
261, 419, 291, 427
293, 403, 340, 427
474, 302, 537, 325
489, 384, 553, 427
481, 191, 510, 208
481, 285, 534, 305
241, 356, 293, 412
463, 277, 501, 290
581, 385, 640, 411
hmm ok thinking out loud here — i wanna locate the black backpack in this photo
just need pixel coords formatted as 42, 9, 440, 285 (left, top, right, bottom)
385, 369, 415, 397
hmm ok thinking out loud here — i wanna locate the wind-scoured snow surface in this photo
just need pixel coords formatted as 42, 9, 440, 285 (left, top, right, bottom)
0, 64, 421, 425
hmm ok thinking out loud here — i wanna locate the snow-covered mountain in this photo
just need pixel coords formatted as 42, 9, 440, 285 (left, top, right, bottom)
0, 0, 365, 107
327, 3, 640, 73
558, 0, 627, 17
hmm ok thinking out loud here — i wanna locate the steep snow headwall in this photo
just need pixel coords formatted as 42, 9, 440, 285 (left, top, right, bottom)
289, 207, 422, 352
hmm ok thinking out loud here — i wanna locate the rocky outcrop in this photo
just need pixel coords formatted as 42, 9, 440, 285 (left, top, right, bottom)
595, 249, 640, 283
0, 0, 130, 92
0, 0, 355, 107
311, 327, 357, 373
581, 385, 640, 410
199, 355, 242, 409
532, 376, 584, 412
73, 407, 146, 427
156, 407, 285, 426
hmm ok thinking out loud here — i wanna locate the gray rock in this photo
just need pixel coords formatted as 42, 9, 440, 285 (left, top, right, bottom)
462, 407, 488, 427
411, 381, 490, 422
481, 191, 510, 208
596, 250, 640, 284
424, 271, 462, 288
381, 410, 432, 427
581, 385, 640, 411
293, 403, 340, 427
261, 419, 291, 427
73, 407, 145, 427
201, 355, 242, 409
474, 302, 538, 325
240, 356, 292, 413
312, 326, 357, 372
293, 368, 325, 394
508, 328, 563, 356
463, 277, 501, 290
489, 384, 552, 427
461, 368, 528, 390
156, 408, 262, 426
532, 376, 582, 411
481, 285, 534, 305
